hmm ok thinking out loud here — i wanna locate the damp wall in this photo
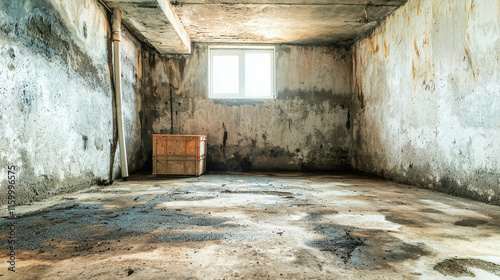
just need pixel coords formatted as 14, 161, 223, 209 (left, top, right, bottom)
351, 0, 500, 204
142, 44, 352, 171
0, 0, 144, 205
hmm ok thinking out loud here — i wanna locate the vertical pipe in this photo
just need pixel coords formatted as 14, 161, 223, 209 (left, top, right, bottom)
112, 8, 129, 178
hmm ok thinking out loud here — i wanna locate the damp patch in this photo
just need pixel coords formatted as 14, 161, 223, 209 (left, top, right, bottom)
454, 219, 488, 227
434, 258, 500, 277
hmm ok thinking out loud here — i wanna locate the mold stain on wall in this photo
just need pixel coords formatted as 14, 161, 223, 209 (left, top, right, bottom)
0, 0, 145, 205
142, 44, 353, 172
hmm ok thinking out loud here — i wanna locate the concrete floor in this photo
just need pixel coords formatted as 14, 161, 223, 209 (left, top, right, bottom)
1, 172, 500, 279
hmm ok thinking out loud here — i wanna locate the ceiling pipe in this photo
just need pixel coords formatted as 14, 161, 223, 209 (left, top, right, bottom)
112, 8, 129, 179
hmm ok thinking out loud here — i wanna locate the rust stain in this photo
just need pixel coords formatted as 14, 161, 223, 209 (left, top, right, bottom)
369, 36, 380, 54
407, 15, 410, 25
414, 40, 420, 58
417, 2, 420, 16
464, 46, 476, 81
465, 0, 475, 18
384, 41, 388, 59
412, 61, 416, 79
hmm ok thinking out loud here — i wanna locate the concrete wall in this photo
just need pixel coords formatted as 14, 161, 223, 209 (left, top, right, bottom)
142, 44, 352, 171
351, 0, 500, 204
0, 0, 144, 205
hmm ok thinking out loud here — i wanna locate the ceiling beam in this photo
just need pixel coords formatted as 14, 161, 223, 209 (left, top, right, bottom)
172, 0, 406, 6
105, 0, 192, 54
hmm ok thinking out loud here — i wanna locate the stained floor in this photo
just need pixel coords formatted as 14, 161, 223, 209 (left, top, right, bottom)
1, 172, 500, 279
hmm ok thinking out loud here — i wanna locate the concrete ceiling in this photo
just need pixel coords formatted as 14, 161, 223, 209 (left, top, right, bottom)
104, 0, 407, 54
105, 0, 192, 54
171, 0, 407, 46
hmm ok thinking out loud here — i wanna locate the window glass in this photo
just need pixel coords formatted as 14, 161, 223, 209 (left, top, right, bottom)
245, 52, 272, 97
212, 55, 240, 94
209, 47, 275, 99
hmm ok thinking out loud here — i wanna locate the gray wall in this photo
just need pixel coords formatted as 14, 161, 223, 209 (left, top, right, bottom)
142, 44, 352, 171
0, 0, 144, 205
4, 0, 497, 206
351, 0, 500, 204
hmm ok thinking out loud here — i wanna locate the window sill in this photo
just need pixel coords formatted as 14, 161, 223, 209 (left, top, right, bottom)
210, 98, 275, 107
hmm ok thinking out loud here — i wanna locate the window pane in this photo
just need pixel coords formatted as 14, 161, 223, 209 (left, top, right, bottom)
245, 53, 272, 97
212, 55, 239, 95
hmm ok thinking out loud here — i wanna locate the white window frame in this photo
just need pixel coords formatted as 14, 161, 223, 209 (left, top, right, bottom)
208, 46, 276, 99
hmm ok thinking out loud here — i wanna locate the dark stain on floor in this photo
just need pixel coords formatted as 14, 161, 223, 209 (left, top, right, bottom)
454, 219, 488, 227
2, 173, 499, 279
303, 210, 339, 221
307, 224, 365, 264
155, 233, 225, 243
0, 196, 231, 250
419, 208, 443, 214
307, 224, 431, 269
385, 215, 418, 225
434, 258, 500, 277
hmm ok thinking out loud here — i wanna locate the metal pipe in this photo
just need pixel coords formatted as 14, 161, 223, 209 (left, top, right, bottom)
112, 8, 129, 178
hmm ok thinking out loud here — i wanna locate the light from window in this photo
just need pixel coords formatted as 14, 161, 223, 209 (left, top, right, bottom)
209, 47, 275, 99
213, 55, 239, 94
